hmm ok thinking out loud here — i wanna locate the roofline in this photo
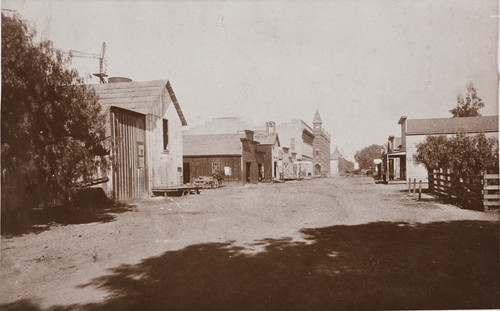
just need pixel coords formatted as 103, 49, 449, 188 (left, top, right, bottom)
110, 106, 146, 116
406, 129, 498, 136
183, 154, 241, 158
166, 81, 188, 126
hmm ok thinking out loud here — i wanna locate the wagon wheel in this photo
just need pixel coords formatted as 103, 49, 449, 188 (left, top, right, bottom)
212, 180, 219, 188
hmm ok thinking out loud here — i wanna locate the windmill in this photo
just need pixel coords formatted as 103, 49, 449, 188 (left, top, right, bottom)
69, 42, 107, 83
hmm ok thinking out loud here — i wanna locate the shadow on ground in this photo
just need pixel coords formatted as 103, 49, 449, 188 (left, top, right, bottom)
1, 188, 136, 237
2, 221, 499, 310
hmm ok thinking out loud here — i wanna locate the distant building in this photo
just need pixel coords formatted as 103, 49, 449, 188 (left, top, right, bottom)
330, 146, 341, 175
92, 80, 188, 200
312, 110, 331, 177
183, 130, 261, 185
276, 119, 315, 177
282, 146, 298, 179
255, 122, 282, 181
381, 136, 405, 182
276, 120, 314, 162
183, 117, 257, 135
399, 115, 499, 182
185, 114, 332, 180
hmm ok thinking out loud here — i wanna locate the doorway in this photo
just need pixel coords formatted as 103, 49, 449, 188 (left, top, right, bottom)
246, 162, 251, 183
258, 163, 262, 182
183, 162, 190, 184
315, 164, 321, 176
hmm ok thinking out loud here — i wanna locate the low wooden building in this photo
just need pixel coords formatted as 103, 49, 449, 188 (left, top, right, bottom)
92, 80, 188, 200
183, 130, 261, 185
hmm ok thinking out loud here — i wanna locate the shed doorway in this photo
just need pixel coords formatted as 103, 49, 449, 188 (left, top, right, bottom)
183, 162, 190, 184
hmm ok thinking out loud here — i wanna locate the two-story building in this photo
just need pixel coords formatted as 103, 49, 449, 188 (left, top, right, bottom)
255, 122, 282, 182
398, 115, 499, 183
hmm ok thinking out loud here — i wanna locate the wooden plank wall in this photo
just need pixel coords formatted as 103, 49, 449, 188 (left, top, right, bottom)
145, 96, 184, 189
111, 108, 147, 200
184, 156, 242, 183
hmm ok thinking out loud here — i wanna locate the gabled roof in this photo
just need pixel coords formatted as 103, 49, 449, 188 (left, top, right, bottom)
183, 133, 243, 156
255, 133, 280, 146
90, 80, 187, 126
313, 109, 322, 123
405, 115, 498, 135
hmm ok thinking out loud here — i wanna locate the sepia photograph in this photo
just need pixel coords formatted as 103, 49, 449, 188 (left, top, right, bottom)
1, 0, 499, 310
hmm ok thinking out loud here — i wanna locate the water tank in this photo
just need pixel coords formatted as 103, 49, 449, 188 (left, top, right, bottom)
108, 77, 132, 83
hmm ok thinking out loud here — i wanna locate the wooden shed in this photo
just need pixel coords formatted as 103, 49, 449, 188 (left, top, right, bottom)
92, 80, 187, 200
183, 130, 262, 185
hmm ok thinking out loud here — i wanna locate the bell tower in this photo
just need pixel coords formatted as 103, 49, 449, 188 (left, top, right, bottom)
313, 109, 322, 134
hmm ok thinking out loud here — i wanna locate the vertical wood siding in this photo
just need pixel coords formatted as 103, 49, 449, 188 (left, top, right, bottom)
111, 108, 148, 200
183, 156, 242, 182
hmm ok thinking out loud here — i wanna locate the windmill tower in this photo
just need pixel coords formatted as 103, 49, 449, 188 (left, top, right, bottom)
69, 42, 108, 83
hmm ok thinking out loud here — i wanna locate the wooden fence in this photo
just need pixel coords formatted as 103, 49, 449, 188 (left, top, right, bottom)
428, 170, 499, 211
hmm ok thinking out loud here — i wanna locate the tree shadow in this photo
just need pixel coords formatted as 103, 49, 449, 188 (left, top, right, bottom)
2, 221, 499, 310
1, 188, 136, 237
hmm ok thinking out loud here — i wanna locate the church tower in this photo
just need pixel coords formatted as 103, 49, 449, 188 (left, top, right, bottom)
312, 109, 331, 177
313, 109, 322, 134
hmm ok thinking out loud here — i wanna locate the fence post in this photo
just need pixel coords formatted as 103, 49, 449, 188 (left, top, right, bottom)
413, 178, 416, 196
408, 179, 411, 194
483, 172, 488, 212
418, 180, 422, 200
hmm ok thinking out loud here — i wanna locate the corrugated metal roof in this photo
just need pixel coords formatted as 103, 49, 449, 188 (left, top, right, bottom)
406, 115, 498, 135
90, 80, 187, 125
183, 133, 243, 156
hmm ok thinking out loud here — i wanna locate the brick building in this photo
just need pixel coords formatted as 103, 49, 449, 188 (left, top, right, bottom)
312, 110, 331, 177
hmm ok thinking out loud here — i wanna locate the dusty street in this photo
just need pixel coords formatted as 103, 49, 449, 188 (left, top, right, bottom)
1, 176, 499, 310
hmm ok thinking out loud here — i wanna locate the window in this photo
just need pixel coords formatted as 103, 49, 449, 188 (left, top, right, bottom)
315, 149, 320, 156
163, 119, 169, 151
212, 162, 221, 174
137, 142, 145, 167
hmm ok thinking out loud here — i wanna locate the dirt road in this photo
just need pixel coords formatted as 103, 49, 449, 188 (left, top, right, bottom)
1, 176, 499, 310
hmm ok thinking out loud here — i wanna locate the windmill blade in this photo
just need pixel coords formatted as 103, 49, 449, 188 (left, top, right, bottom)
69, 49, 100, 59
101, 42, 106, 59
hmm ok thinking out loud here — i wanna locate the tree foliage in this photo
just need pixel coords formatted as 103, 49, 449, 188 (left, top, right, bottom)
338, 157, 355, 173
1, 14, 108, 205
450, 82, 485, 118
354, 144, 383, 173
414, 133, 498, 178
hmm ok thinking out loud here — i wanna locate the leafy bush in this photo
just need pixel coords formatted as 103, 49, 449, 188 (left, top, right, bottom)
414, 133, 498, 178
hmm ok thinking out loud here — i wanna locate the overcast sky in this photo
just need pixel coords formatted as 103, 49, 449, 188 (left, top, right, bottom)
3, 0, 499, 161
